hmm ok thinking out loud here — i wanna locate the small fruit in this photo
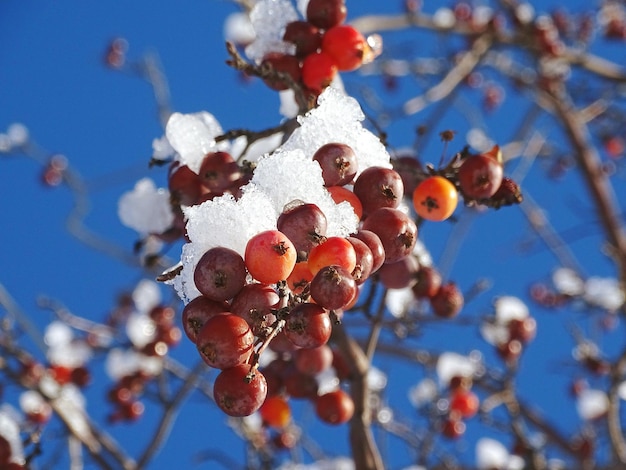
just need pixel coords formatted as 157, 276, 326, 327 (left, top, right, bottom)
322, 25, 368, 72
259, 395, 292, 428
413, 176, 458, 222
458, 151, 503, 200
213, 365, 268, 417
301, 51, 338, 94
306, 0, 347, 30
431, 282, 464, 318
245, 230, 297, 284
315, 389, 354, 424
449, 390, 479, 418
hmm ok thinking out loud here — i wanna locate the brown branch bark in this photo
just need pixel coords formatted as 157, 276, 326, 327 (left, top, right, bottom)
546, 89, 626, 292
332, 323, 384, 470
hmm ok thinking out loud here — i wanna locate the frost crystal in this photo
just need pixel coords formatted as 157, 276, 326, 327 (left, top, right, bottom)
245, 0, 298, 62
118, 178, 174, 235
165, 111, 229, 173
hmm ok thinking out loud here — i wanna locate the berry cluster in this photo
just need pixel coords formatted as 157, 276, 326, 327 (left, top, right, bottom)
260, 0, 370, 96
106, 304, 181, 422
180, 139, 483, 419
442, 375, 480, 439
165, 151, 251, 240
406, 144, 522, 224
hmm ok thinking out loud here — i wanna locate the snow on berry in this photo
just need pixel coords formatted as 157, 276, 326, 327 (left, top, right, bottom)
118, 178, 174, 235
165, 111, 230, 174
280, 88, 391, 174
0, 406, 24, 464
169, 88, 390, 304
245, 0, 298, 63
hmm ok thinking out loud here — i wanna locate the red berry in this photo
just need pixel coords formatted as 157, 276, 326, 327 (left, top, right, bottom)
449, 390, 479, 418
213, 365, 268, 417
260, 53, 302, 91
458, 153, 504, 200
322, 25, 367, 72
442, 417, 466, 439
194, 247, 247, 301
285, 303, 332, 348
315, 389, 354, 424
313, 142, 358, 187
431, 282, 464, 318
283, 21, 323, 58
245, 230, 297, 285
361, 208, 417, 263
259, 395, 291, 428
196, 314, 254, 369
306, 0, 347, 30
301, 51, 337, 95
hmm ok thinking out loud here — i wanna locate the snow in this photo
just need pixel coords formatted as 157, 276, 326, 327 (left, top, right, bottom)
118, 178, 174, 235
476, 438, 525, 470
132, 279, 161, 313
583, 276, 625, 312
169, 88, 391, 304
576, 388, 609, 420
105, 348, 163, 380
436, 352, 479, 386
386, 287, 415, 318
0, 406, 24, 463
165, 111, 229, 173
44, 321, 73, 347
494, 296, 529, 324
280, 88, 391, 175
126, 312, 157, 348
224, 11, 256, 46
6, 123, 29, 147
244, 0, 298, 63
552, 267, 584, 296
408, 378, 438, 407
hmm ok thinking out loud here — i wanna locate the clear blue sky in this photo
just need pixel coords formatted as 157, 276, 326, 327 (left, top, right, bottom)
1, 1, 624, 469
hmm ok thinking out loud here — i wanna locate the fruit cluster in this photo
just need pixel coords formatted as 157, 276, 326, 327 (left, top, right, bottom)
179, 138, 486, 419
260, 0, 370, 96
442, 375, 480, 439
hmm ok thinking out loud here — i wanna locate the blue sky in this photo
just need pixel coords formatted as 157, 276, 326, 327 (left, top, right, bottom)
1, 1, 625, 469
